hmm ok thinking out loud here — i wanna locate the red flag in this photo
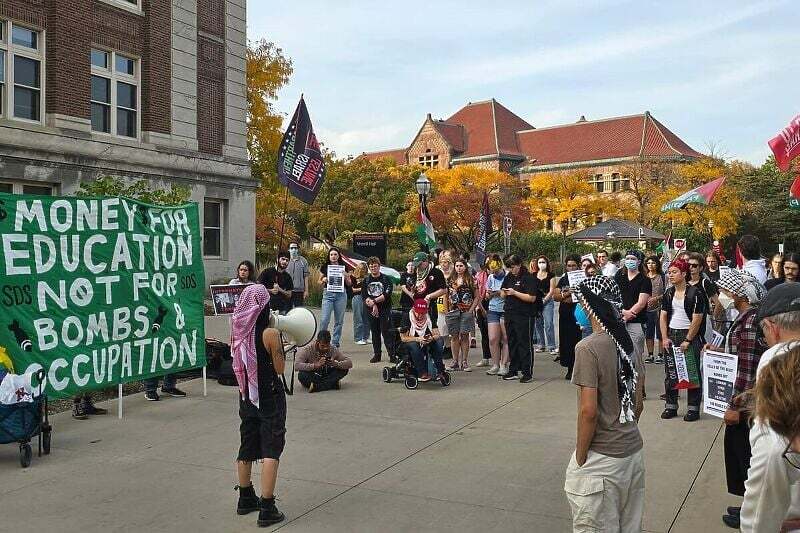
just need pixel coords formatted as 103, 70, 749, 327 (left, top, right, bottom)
768, 114, 800, 172
735, 244, 745, 269
791, 175, 800, 210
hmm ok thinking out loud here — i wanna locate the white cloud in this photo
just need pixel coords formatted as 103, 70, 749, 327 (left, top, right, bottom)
317, 122, 413, 158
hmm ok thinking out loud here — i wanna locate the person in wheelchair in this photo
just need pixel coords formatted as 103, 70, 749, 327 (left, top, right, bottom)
398, 299, 447, 383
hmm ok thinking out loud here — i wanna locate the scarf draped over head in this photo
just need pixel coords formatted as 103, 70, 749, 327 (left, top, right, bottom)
230, 284, 270, 408
576, 276, 638, 423
717, 269, 766, 305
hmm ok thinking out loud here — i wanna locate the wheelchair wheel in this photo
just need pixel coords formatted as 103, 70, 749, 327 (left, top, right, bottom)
20, 443, 32, 468
382, 367, 392, 383
404, 376, 418, 390
441, 372, 452, 387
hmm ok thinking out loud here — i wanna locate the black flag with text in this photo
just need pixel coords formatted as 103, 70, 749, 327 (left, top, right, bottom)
277, 97, 326, 204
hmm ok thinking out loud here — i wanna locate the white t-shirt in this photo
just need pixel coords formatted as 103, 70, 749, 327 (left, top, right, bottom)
668, 296, 691, 329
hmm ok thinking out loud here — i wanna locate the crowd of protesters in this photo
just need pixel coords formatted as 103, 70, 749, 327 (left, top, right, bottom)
222, 235, 799, 531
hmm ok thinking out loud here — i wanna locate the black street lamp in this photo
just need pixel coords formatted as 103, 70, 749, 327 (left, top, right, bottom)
415, 173, 432, 252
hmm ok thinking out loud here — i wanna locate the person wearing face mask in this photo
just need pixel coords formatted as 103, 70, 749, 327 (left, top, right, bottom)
615, 250, 652, 397
554, 254, 583, 380
484, 254, 511, 376
706, 270, 766, 529
765, 252, 799, 291
286, 241, 310, 309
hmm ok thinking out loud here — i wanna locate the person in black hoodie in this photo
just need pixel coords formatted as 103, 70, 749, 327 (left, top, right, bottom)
500, 254, 539, 383
363, 256, 395, 363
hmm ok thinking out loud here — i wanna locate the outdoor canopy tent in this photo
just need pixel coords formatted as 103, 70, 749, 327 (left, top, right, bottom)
568, 219, 666, 242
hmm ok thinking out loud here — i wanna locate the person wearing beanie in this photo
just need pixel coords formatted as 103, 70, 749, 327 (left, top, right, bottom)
564, 275, 644, 532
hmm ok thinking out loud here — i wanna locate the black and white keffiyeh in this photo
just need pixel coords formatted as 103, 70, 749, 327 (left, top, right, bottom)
576, 276, 638, 423
717, 270, 766, 305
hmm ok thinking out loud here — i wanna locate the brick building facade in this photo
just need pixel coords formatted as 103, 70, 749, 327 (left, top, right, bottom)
0, 0, 254, 283
361, 99, 702, 227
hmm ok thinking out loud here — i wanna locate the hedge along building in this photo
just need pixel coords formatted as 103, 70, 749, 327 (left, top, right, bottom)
0, 0, 256, 283
360, 99, 702, 230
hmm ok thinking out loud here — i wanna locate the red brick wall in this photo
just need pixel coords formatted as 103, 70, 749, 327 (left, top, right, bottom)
197, 36, 224, 154
2, 0, 169, 134
197, 0, 224, 37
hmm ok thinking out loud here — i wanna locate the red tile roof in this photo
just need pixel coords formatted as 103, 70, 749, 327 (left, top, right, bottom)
446, 99, 533, 158
516, 112, 701, 168
431, 121, 466, 152
358, 148, 407, 165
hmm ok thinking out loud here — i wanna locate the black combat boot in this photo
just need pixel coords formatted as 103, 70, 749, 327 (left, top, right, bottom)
235, 484, 259, 515
257, 496, 285, 527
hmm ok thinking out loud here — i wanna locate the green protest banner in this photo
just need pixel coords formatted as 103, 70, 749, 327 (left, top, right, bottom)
0, 193, 206, 398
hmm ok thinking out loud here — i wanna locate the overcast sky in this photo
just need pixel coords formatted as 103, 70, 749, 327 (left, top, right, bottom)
247, 0, 799, 164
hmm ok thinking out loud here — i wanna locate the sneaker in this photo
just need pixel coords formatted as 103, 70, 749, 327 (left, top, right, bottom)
356, 339, 368, 345
502, 373, 519, 381
486, 365, 500, 375
161, 387, 187, 397
535, 345, 545, 351
684, 411, 700, 422
497, 365, 509, 377
369, 355, 381, 363
257, 497, 285, 527
418, 373, 432, 382
654, 355, 664, 364
447, 362, 460, 371
520, 375, 533, 383
727, 506, 741, 517
72, 400, 88, 420
659, 393, 668, 401
462, 363, 472, 372
236, 484, 260, 515
550, 349, 559, 356
645, 354, 655, 363
722, 514, 740, 529
475, 359, 490, 368
145, 390, 160, 401
661, 408, 678, 419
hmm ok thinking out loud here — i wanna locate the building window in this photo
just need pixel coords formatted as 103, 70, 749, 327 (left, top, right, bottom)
90, 48, 139, 138
0, 180, 54, 195
418, 155, 439, 168
0, 20, 44, 123
620, 174, 630, 191
611, 172, 621, 193
203, 200, 225, 258
589, 173, 604, 193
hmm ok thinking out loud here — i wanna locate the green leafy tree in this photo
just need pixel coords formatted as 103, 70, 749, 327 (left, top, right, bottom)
76, 176, 190, 206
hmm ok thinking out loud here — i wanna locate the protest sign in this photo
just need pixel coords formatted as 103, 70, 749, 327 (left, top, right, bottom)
566, 270, 587, 303
326, 264, 345, 293
666, 345, 700, 390
210, 284, 250, 315
719, 265, 731, 279
702, 350, 738, 418
580, 253, 595, 265
0, 194, 205, 399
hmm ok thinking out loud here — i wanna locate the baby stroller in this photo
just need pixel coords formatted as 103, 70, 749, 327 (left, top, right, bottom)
381, 309, 451, 390
0, 370, 51, 468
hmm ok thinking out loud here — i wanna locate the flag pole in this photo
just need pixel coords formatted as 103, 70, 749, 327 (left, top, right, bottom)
277, 185, 289, 256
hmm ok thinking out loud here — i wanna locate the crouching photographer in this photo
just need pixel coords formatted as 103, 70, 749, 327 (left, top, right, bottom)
295, 330, 353, 392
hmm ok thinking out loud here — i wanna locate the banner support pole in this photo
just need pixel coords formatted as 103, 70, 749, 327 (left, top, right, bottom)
118, 384, 123, 419
202, 366, 207, 397
277, 186, 290, 257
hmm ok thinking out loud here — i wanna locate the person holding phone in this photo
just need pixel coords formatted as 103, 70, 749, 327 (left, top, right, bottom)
554, 254, 583, 380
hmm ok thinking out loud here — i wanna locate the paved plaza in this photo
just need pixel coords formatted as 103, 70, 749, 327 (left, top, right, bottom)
1, 313, 734, 532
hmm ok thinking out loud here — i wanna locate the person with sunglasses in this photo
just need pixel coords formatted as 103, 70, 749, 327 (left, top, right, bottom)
687, 251, 721, 337
739, 283, 800, 532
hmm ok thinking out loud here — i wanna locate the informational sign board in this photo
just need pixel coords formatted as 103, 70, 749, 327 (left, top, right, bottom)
674, 238, 687, 252
566, 270, 587, 303
326, 264, 345, 293
581, 253, 595, 265
210, 284, 250, 315
352, 233, 387, 264
0, 194, 206, 399
702, 350, 738, 418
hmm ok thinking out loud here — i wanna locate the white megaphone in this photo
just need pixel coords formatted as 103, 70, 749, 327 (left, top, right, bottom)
268, 307, 317, 349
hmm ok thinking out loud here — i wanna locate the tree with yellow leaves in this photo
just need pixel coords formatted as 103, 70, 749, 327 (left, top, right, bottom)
418, 166, 532, 254
527, 171, 622, 236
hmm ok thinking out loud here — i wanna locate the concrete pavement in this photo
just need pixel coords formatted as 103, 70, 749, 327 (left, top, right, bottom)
0, 312, 735, 532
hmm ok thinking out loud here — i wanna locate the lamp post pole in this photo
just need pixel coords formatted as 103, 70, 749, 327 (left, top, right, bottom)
415, 173, 432, 253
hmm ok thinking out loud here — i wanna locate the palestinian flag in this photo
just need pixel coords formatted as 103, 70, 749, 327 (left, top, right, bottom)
416, 198, 436, 249
661, 177, 726, 212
